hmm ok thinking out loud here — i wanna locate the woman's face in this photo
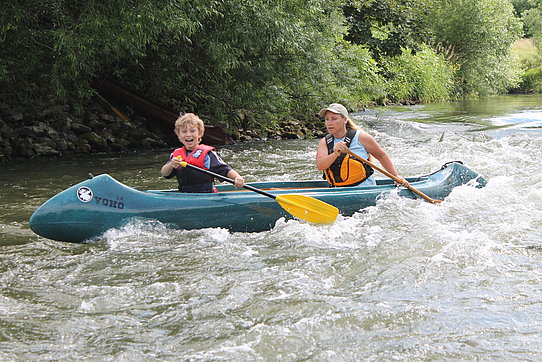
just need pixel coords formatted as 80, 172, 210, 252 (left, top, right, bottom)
324, 111, 346, 135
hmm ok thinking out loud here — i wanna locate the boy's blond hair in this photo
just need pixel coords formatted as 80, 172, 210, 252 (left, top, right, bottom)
174, 113, 205, 139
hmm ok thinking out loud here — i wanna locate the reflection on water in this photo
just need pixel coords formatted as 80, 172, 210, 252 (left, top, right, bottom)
1, 95, 542, 360
490, 109, 542, 128
366, 94, 542, 134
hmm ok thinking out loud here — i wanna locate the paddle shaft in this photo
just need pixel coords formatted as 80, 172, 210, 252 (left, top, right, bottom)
181, 162, 277, 199
344, 149, 442, 204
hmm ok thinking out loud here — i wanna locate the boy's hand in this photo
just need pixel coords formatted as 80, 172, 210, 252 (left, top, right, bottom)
233, 176, 245, 188
170, 156, 182, 168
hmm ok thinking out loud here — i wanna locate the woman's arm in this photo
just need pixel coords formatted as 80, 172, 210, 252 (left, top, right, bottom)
358, 132, 409, 186
316, 137, 340, 170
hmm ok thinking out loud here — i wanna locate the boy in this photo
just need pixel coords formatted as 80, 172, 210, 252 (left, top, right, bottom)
161, 113, 244, 192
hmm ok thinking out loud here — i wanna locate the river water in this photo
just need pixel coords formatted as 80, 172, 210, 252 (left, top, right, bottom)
1, 95, 541, 360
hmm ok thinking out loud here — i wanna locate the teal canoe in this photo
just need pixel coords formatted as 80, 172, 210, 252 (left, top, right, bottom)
29, 161, 486, 243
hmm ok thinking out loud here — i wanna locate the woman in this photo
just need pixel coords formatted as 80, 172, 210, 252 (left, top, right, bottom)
316, 103, 409, 187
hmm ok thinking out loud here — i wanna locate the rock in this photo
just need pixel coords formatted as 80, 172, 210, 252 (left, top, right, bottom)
75, 139, 92, 153
99, 113, 116, 123
314, 130, 326, 138
55, 138, 69, 151
0, 122, 16, 140
110, 137, 130, 151
34, 136, 57, 148
0, 139, 12, 158
282, 131, 303, 140
12, 138, 36, 158
5, 110, 24, 122
140, 137, 166, 149
33, 143, 60, 157
65, 140, 76, 151
80, 132, 109, 151
87, 119, 105, 131
0, 96, 329, 162
70, 121, 92, 135
123, 122, 143, 138
65, 131, 79, 144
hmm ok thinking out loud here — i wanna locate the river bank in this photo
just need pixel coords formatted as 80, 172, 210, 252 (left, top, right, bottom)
0, 97, 326, 163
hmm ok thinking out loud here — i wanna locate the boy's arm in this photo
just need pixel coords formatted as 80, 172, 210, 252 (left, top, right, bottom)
226, 169, 245, 188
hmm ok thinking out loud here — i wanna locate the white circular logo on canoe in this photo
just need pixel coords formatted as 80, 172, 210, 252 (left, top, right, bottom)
77, 186, 93, 202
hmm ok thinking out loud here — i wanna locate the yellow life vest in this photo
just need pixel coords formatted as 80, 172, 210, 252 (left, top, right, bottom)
323, 129, 374, 187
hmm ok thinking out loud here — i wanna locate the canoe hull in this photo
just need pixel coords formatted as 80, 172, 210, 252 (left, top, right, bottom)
30, 162, 486, 243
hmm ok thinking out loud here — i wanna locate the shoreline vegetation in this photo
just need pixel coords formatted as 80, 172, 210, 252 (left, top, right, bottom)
1, 0, 542, 162
0, 95, 332, 162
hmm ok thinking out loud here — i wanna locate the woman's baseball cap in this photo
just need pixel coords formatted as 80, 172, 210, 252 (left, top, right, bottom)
318, 103, 348, 117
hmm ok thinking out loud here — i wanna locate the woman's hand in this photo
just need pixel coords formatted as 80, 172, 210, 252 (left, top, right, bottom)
394, 176, 410, 187
333, 141, 347, 155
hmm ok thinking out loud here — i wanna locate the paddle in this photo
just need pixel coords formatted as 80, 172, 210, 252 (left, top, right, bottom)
178, 161, 339, 224
343, 148, 442, 204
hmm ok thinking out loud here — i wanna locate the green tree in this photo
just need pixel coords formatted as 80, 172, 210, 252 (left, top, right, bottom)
429, 0, 523, 96
522, 1, 542, 45
511, 0, 535, 35
343, 0, 434, 57
1, 0, 384, 128
1, 0, 528, 126
1, 1, 193, 98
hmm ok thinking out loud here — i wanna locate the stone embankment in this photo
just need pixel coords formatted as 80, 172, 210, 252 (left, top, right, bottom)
0, 98, 325, 163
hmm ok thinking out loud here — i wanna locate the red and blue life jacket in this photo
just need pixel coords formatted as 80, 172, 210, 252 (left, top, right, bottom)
172, 145, 216, 192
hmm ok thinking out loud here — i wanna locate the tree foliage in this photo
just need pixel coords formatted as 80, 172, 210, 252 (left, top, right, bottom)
521, 0, 542, 47
428, 0, 523, 96
342, 0, 524, 98
2, 0, 379, 127
511, 0, 536, 35
0, 0, 531, 129
344, 0, 434, 58
381, 45, 456, 102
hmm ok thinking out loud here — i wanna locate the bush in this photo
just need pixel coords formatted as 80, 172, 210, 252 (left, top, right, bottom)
381, 45, 456, 102
516, 66, 542, 93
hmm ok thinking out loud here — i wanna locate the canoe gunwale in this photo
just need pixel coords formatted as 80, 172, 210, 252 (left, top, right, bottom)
146, 174, 433, 195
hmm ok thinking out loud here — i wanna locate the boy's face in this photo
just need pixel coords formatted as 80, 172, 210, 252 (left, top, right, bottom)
177, 124, 203, 150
